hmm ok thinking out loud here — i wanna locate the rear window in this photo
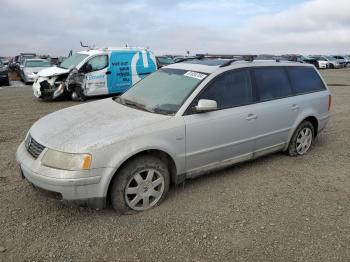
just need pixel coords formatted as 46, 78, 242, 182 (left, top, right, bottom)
287, 67, 326, 94
254, 67, 292, 102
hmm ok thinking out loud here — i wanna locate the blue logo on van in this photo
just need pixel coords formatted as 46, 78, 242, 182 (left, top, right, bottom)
86, 74, 105, 81
106, 51, 156, 94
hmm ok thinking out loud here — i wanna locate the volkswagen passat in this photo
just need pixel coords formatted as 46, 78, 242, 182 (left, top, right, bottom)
16, 59, 331, 213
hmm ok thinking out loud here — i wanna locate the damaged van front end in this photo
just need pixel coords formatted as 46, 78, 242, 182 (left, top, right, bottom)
33, 67, 70, 100
33, 52, 89, 100
32, 48, 157, 101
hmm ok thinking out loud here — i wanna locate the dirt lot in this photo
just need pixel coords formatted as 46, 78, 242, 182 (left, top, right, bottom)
0, 69, 349, 262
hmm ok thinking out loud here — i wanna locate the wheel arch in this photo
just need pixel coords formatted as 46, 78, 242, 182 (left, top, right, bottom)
284, 115, 319, 151
303, 116, 319, 137
105, 149, 179, 202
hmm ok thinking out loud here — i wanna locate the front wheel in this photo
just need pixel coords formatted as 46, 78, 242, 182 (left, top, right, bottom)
286, 121, 314, 156
110, 155, 170, 214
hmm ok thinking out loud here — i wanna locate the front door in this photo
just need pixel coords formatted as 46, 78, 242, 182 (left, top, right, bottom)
83, 55, 109, 96
184, 69, 257, 173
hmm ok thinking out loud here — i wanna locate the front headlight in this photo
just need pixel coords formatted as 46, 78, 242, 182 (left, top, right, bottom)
41, 149, 92, 171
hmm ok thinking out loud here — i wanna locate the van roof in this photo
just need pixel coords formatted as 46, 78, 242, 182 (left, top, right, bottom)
77, 47, 149, 56
25, 58, 48, 62
166, 59, 314, 74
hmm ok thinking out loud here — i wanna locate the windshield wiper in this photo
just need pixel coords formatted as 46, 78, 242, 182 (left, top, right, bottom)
152, 107, 175, 115
115, 97, 154, 113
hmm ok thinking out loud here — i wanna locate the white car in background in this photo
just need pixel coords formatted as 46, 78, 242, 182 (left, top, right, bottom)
306, 56, 328, 69
333, 55, 350, 67
310, 56, 340, 69
317, 59, 329, 69
19, 59, 51, 84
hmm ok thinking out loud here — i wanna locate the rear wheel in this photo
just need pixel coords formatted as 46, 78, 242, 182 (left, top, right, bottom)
287, 121, 314, 156
110, 155, 170, 214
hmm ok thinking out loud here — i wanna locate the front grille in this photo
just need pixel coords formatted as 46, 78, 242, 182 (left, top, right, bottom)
25, 134, 45, 159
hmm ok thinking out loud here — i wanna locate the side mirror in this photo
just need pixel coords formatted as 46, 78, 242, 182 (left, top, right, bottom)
85, 64, 92, 73
195, 99, 217, 113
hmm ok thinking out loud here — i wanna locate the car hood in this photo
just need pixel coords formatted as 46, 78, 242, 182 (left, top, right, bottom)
24, 67, 50, 75
37, 66, 69, 77
29, 98, 170, 152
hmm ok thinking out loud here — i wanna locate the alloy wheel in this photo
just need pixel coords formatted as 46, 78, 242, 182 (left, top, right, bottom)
124, 169, 165, 211
296, 127, 313, 155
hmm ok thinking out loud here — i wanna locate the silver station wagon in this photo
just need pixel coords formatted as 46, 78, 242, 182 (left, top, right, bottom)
16, 58, 331, 213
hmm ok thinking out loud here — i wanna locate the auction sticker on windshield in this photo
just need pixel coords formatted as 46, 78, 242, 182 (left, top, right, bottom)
184, 71, 207, 80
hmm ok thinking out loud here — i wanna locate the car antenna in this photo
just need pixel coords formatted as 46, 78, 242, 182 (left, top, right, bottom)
80, 41, 89, 48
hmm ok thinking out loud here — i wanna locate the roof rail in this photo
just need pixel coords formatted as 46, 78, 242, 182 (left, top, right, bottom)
196, 54, 240, 59
174, 55, 205, 63
219, 55, 257, 67
174, 54, 258, 66
219, 59, 238, 67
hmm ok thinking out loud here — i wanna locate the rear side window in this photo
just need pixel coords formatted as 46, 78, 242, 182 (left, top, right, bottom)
254, 67, 292, 101
287, 67, 326, 94
198, 69, 253, 109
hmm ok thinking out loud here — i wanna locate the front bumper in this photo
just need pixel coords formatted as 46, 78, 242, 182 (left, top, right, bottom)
16, 142, 113, 208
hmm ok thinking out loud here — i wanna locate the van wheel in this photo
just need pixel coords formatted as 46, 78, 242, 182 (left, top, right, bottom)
287, 121, 314, 156
110, 155, 170, 214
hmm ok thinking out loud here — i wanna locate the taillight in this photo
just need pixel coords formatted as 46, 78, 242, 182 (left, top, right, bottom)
328, 94, 332, 111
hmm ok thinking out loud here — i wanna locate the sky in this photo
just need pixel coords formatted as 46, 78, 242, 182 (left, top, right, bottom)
0, 0, 349, 56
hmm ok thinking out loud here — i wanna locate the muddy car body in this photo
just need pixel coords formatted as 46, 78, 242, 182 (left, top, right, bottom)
17, 59, 331, 213
32, 48, 157, 100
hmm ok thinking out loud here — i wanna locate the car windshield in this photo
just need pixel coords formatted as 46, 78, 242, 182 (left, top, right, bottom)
157, 56, 174, 65
325, 56, 336, 61
25, 60, 51, 67
59, 53, 88, 69
119, 68, 207, 115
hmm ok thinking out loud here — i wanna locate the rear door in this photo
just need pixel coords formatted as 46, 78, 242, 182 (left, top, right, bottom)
252, 67, 298, 157
184, 69, 257, 173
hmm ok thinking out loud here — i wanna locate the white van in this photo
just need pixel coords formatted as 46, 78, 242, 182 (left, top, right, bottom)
32, 47, 157, 100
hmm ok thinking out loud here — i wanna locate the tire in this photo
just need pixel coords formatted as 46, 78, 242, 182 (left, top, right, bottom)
110, 155, 170, 214
286, 121, 314, 156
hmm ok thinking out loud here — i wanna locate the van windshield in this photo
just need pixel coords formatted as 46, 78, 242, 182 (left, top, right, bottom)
119, 68, 207, 115
59, 53, 88, 69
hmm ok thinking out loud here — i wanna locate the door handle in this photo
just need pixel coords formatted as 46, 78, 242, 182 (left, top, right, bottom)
291, 104, 299, 110
105, 71, 111, 75
246, 113, 257, 121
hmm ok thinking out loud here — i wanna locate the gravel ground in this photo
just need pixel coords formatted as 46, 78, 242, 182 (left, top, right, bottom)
0, 69, 349, 262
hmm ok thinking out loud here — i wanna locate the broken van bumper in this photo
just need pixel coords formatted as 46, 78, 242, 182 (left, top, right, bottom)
33, 79, 66, 100
32, 80, 42, 98
16, 142, 112, 209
